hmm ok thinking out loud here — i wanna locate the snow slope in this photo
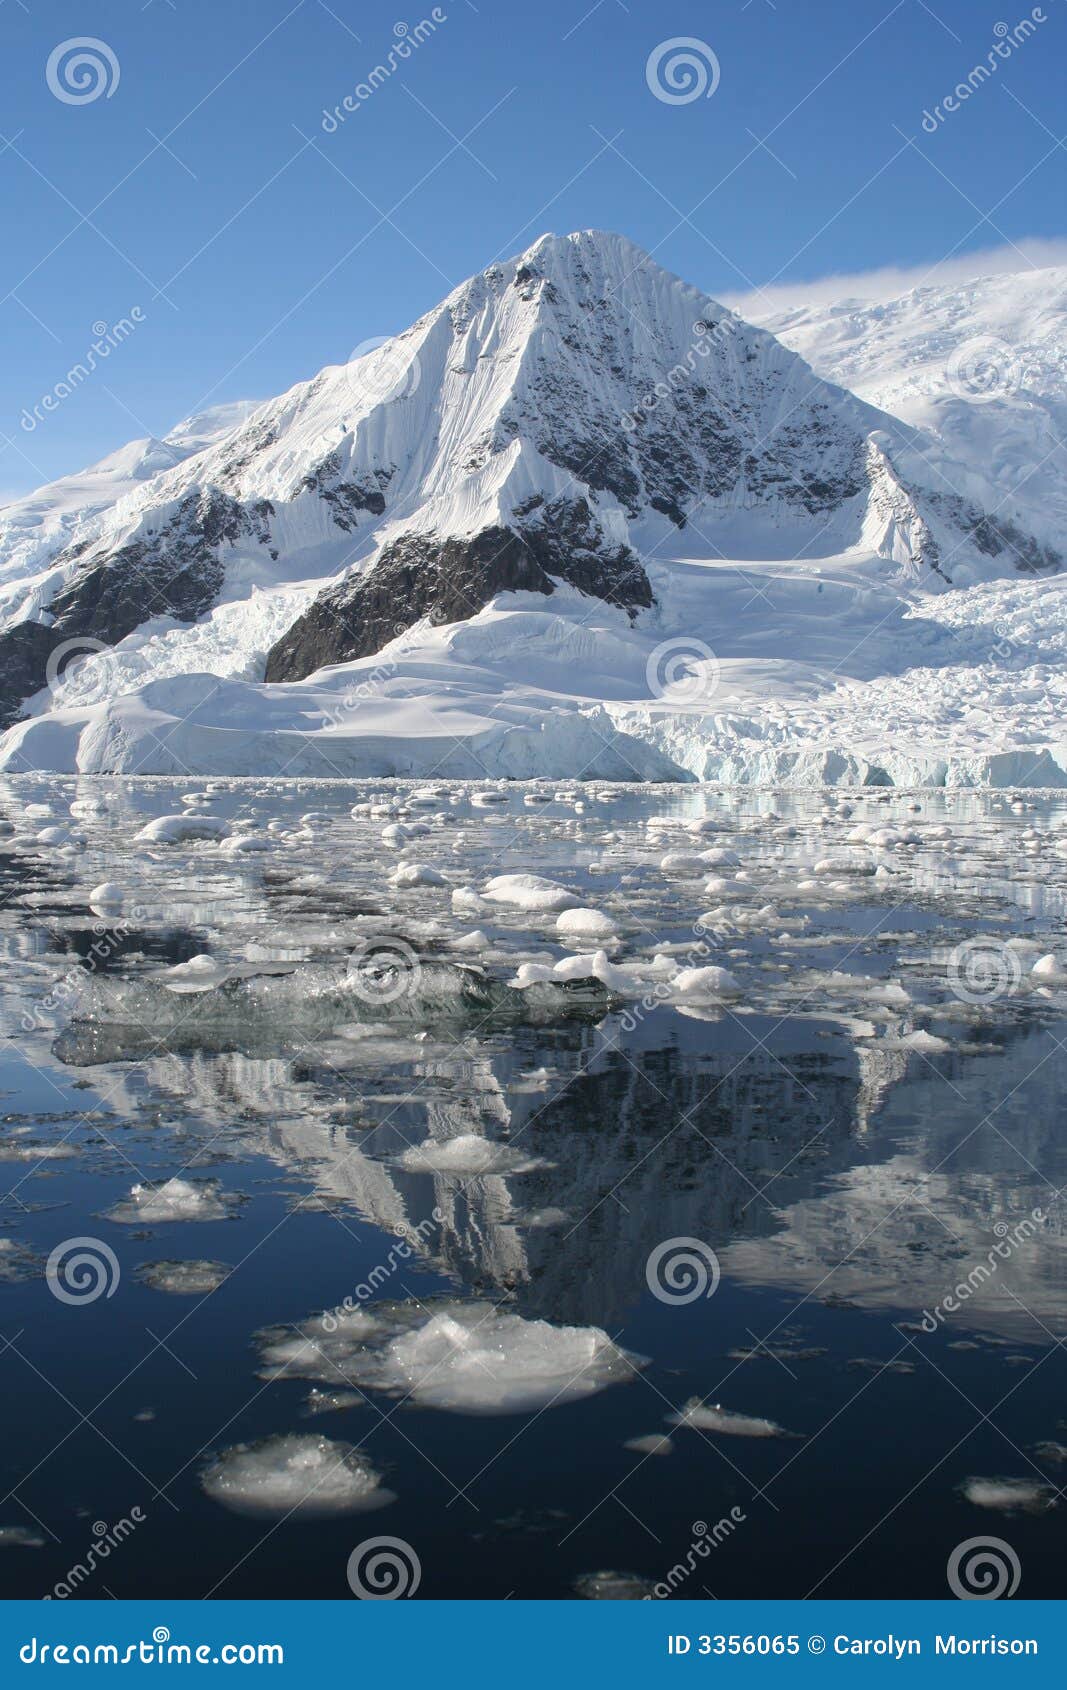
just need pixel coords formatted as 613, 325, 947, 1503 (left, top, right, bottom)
758, 268, 1067, 549
0, 401, 256, 596
0, 235, 1062, 785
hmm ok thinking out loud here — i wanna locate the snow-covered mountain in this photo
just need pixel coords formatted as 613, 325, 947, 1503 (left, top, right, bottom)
0, 400, 256, 591
0, 233, 1062, 785
756, 267, 1067, 548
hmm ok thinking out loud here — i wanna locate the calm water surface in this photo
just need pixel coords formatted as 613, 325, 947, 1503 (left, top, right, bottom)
1, 776, 1065, 1599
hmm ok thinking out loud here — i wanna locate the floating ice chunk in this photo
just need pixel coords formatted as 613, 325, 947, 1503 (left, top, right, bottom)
0, 1526, 45, 1549
88, 882, 126, 907
390, 863, 446, 887
511, 962, 556, 987
587, 949, 644, 993
471, 789, 509, 806
673, 965, 740, 999
399, 1134, 551, 1175
201, 1434, 394, 1518
512, 1206, 569, 1228
135, 814, 228, 843
1031, 954, 1064, 979
161, 954, 228, 993
667, 1397, 795, 1437
552, 953, 600, 982
302, 1388, 364, 1417
258, 1300, 640, 1415
556, 907, 618, 937
452, 886, 485, 913
701, 848, 740, 868
482, 874, 580, 913
958, 1476, 1056, 1515
659, 852, 706, 877
623, 1434, 674, 1457
219, 832, 272, 856
452, 929, 490, 952
866, 981, 911, 1007
382, 822, 430, 847
702, 876, 733, 897
107, 1177, 236, 1224
136, 1259, 232, 1295
0, 1143, 77, 1161
574, 1571, 656, 1600
813, 857, 874, 876
899, 1029, 952, 1053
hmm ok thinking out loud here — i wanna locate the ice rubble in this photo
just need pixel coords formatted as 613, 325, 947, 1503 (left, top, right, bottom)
201, 1434, 395, 1517
136, 1259, 232, 1295
257, 1299, 641, 1415
57, 960, 615, 1065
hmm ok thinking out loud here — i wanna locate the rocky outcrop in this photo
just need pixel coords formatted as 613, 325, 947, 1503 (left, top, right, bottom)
264, 497, 653, 683
0, 488, 273, 727
298, 450, 392, 532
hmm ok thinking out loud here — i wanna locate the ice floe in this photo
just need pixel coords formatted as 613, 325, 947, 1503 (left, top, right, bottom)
201, 1434, 394, 1517
667, 1398, 796, 1438
257, 1300, 641, 1415
106, 1177, 238, 1224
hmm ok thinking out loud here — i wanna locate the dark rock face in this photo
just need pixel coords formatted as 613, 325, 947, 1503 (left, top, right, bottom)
0, 488, 272, 728
299, 450, 392, 532
264, 498, 653, 684
929, 494, 1061, 576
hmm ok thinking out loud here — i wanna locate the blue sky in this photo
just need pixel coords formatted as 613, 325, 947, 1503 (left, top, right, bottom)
1, 0, 1064, 497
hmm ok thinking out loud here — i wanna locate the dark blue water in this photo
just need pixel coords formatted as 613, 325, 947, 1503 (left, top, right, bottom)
1, 778, 1065, 1599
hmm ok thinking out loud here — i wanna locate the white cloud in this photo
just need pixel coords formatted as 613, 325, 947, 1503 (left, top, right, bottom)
720, 238, 1067, 321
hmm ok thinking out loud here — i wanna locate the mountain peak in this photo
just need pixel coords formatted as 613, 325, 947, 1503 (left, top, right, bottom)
0, 237, 1061, 776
